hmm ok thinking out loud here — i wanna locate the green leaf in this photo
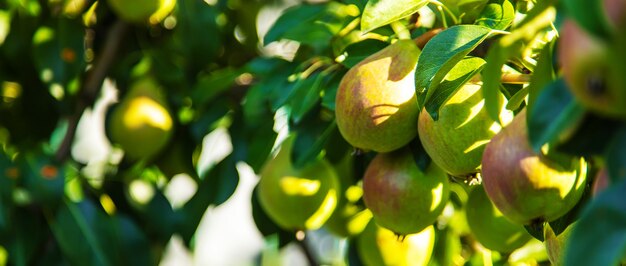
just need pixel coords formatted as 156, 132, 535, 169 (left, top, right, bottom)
110, 214, 153, 266
192, 68, 243, 105
49, 200, 111, 266
606, 127, 626, 183
32, 18, 85, 89
360, 0, 428, 32
264, 4, 326, 45
482, 5, 556, 123
474, 0, 515, 30
424, 57, 486, 120
415, 25, 494, 108
21, 154, 65, 207
287, 71, 327, 123
564, 179, 626, 266
527, 39, 556, 110
527, 79, 585, 152
178, 154, 239, 244
554, 114, 621, 157
291, 119, 337, 169
339, 39, 389, 68
172, 0, 221, 72
562, 0, 612, 40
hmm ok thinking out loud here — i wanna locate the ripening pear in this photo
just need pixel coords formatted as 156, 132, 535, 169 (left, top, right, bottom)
466, 185, 531, 252
357, 221, 435, 266
257, 136, 340, 230
335, 40, 421, 152
481, 109, 588, 225
109, 77, 174, 161
363, 148, 449, 235
559, 0, 626, 118
107, 0, 176, 25
418, 79, 513, 177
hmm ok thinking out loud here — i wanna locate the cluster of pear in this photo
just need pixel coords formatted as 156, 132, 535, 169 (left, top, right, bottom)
252, 1, 626, 265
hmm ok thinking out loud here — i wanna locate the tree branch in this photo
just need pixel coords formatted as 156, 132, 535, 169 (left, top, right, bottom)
55, 20, 130, 162
295, 231, 318, 266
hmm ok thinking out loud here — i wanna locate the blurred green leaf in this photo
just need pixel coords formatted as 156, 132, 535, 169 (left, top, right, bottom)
527, 38, 555, 110
360, 0, 428, 32
172, 0, 221, 73
291, 118, 337, 169
562, 0, 612, 40
564, 179, 626, 266
475, 0, 515, 30
22, 154, 65, 207
321, 69, 344, 112
415, 25, 494, 109
482, 4, 555, 123
527, 79, 585, 153
606, 127, 626, 183
32, 17, 85, 88
554, 113, 621, 157
192, 68, 243, 105
178, 154, 239, 244
424, 56, 486, 120
49, 200, 111, 266
339, 39, 389, 68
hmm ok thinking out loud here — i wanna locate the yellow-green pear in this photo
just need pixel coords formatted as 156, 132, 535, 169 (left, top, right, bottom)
109, 77, 174, 161
257, 136, 341, 230
107, 0, 176, 25
335, 40, 421, 152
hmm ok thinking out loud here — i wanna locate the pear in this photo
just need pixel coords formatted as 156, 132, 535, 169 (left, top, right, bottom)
481, 109, 588, 225
418, 79, 513, 177
257, 136, 340, 230
335, 40, 421, 152
109, 77, 174, 161
363, 148, 449, 235
357, 221, 435, 266
107, 0, 176, 25
466, 185, 531, 252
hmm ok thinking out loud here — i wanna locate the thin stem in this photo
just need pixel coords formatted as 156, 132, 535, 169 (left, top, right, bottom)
55, 20, 130, 162
500, 73, 532, 84
295, 231, 318, 266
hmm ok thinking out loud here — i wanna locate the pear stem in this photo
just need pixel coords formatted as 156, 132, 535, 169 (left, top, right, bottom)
55, 20, 130, 162
390, 21, 411, 40
500, 73, 532, 84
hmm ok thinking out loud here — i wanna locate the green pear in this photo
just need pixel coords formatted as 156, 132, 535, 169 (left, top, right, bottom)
324, 153, 372, 237
335, 40, 421, 152
363, 148, 449, 235
257, 136, 341, 230
357, 221, 435, 266
107, 0, 176, 25
109, 77, 174, 161
481, 109, 588, 225
466, 185, 531, 252
418, 80, 513, 177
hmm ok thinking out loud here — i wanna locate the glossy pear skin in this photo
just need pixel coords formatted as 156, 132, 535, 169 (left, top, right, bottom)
335, 40, 421, 152
466, 185, 531, 252
257, 136, 340, 230
363, 149, 449, 235
357, 221, 435, 266
418, 81, 513, 177
481, 110, 588, 225
109, 77, 174, 161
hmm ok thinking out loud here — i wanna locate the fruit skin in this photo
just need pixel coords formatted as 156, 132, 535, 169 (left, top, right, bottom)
335, 40, 421, 152
481, 109, 588, 225
357, 221, 435, 266
592, 167, 609, 195
107, 0, 176, 25
324, 153, 373, 237
363, 148, 449, 235
465, 185, 531, 252
544, 222, 576, 266
418, 80, 513, 177
109, 77, 174, 161
257, 136, 340, 231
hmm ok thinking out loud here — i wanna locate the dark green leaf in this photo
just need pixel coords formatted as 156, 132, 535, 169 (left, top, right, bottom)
523, 222, 544, 241
361, 0, 428, 32
408, 137, 431, 172
527, 79, 585, 152
178, 154, 239, 244
475, 0, 515, 30
564, 179, 626, 266
49, 200, 110, 266
415, 25, 494, 108
22, 154, 65, 207
527, 39, 556, 110
291, 119, 337, 169
263, 4, 326, 45
32, 18, 85, 88
340, 39, 389, 68
288, 71, 326, 123
554, 113, 621, 157
192, 68, 243, 105
424, 57, 486, 120
606, 127, 626, 183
